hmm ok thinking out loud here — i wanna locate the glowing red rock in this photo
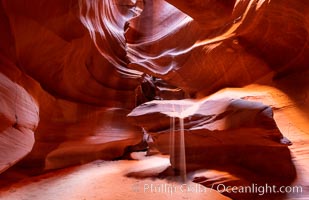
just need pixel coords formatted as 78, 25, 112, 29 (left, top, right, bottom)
0, 0, 308, 176
0, 73, 38, 173
128, 97, 295, 180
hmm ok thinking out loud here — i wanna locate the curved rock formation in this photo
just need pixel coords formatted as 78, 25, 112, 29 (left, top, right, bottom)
127, 95, 299, 200
128, 97, 295, 180
79, 0, 143, 78
0, 0, 308, 184
0, 73, 38, 173
0, 0, 144, 172
126, 0, 309, 96
1, 0, 141, 108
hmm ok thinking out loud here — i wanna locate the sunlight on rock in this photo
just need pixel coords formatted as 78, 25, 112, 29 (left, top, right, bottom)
0, 0, 309, 199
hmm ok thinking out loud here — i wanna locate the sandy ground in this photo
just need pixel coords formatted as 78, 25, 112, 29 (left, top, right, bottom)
0, 83, 308, 200
0, 154, 229, 200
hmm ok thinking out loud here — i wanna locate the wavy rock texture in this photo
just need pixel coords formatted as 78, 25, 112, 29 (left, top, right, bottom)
0, 73, 38, 173
128, 98, 295, 179
1, 0, 141, 108
79, 0, 143, 78
128, 95, 299, 200
0, 0, 308, 180
0, 0, 143, 172
126, 0, 309, 96
0, 64, 143, 172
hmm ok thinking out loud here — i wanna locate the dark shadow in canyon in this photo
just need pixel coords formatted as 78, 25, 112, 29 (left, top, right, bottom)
125, 145, 296, 200
125, 127, 297, 198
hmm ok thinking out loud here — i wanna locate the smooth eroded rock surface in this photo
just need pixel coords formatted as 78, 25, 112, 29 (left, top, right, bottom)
0, 73, 38, 173
126, 0, 309, 96
0, 0, 144, 172
0, 0, 308, 190
128, 97, 295, 181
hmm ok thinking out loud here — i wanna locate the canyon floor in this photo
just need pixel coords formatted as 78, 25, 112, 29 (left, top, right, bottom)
0, 83, 308, 200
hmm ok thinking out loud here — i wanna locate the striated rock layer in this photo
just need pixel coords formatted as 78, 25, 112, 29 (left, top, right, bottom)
0, 0, 144, 172
0, 73, 38, 173
0, 0, 309, 176
127, 0, 309, 96
128, 97, 296, 181
0, 63, 143, 172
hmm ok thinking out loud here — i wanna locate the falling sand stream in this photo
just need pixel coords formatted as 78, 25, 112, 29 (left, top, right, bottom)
169, 104, 187, 182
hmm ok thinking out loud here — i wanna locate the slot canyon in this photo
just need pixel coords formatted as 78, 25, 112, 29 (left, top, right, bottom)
0, 0, 309, 199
